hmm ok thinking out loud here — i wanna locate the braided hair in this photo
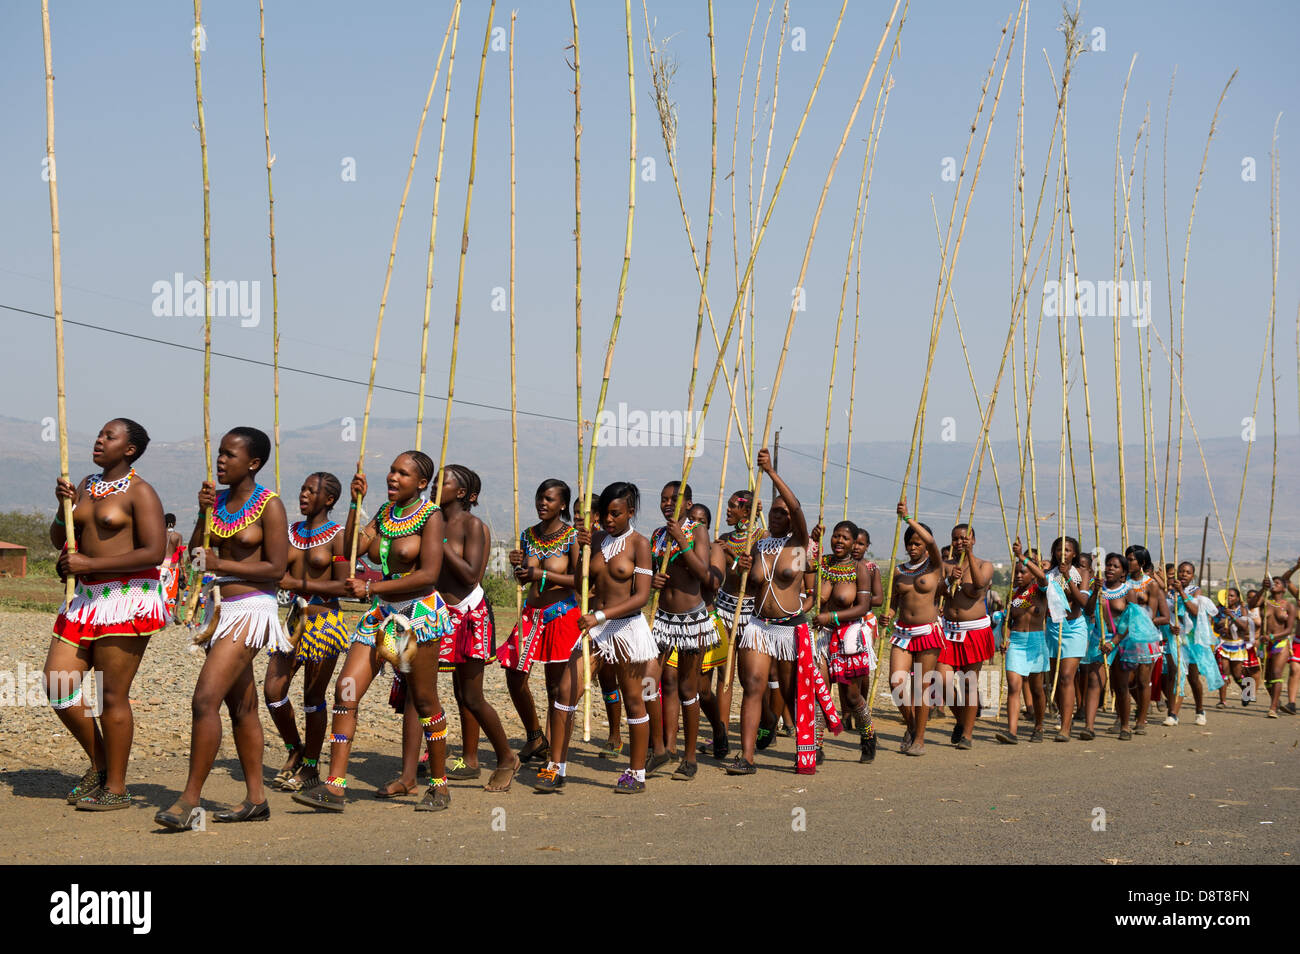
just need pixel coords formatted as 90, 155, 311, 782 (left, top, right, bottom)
309, 472, 342, 510
111, 418, 151, 462
398, 450, 436, 487
443, 464, 481, 509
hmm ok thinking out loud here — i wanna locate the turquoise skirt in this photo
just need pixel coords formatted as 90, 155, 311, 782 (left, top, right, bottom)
1006, 629, 1049, 676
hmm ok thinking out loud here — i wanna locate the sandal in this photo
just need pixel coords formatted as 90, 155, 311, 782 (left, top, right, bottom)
599, 741, 625, 759
484, 756, 521, 793
66, 767, 106, 805
519, 732, 550, 764
272, 746, 302, 788
900, 729, 914, 754
280, 764, 319, 793
155, 799, 202, 831
76, 788, 132, 812
446, 757, 482, 781
374, 778, 419, 799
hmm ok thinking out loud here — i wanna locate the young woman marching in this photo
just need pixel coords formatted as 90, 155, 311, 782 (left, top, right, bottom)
728, 449, 830, 775
881, 497, 946, 757
1084, 553, 1163, 740
1250, 576, 1296, 717
291, 450, 453, 813
649, 481, 715, 780
814, 521, 880, 762
1164, 561, 1225, 726
156, 427, 288, 828
49, 418, 167, 810
1215, 587, 1254, 707
265, 473, 350, 793
939, 524, 995, 749
996, 541, 1049, 744
436, 466, 518, 790
1044, 536, 1088, 741
1278, 560, 1300, 714
576, 482, 658, 792
1120, 545, 1170, 733
698, 491, 762, 759
500, 479, 583, 792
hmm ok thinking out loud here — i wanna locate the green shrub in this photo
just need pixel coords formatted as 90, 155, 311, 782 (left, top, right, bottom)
481, 571, 521, 612
0, 511, 58, 561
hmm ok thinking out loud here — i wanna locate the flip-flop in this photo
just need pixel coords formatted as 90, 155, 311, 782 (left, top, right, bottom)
374, 778, 419, 799
484, 756, 522, 793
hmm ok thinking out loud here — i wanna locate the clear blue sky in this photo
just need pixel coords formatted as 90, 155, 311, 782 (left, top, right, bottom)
2, 0, 1296, 464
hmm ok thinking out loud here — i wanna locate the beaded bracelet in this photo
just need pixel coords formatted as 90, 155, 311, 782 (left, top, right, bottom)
832, 611, 840, 627
539, 570, 548, 592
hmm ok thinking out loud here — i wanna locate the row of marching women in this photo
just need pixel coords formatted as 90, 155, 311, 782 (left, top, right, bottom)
43, 418, 1299, 826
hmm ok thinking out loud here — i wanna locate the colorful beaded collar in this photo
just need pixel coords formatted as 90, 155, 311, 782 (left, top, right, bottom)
289, 520, 342, 550
523, 523, 575, 561
818, 557, 858, 583
87, 469, 136, 499
211, 484, 276, 538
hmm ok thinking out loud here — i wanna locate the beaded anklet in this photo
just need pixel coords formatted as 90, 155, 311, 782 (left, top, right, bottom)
326, 776, 348, 788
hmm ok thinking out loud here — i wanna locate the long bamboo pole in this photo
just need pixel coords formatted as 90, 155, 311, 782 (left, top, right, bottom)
347, 14, 452, 570
717, 1, 763, 522
727, 0, 906, 681
194, 0, 213, 561
1263, 116, 1281, 571
1174, 72, 1237, 567
414, 2, 462, 450
41, 0, 75, 603
569, 0, 585, 514
577, 0, 637, 743
433, 0, 494, 503
643, 2, 749, 485
508, 13, 520, 614
258, 0, 280, 496
1160, 70, 1177, 553
876, 5, 1021, 635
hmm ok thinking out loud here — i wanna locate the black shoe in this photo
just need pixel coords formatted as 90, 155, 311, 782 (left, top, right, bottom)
292, 785, 346, 812
154, 800, 202, 830
950, 723, 963, 746
645, 751, 672, 776
671, 760, 698, 781
756, 725, 775, 750
859, 726, 877, 763
815, 747, 825, 765
724, 757, 756, 776
712, 735, 730, 760
214, 800, 270, 823
1282, 702, 1297, 716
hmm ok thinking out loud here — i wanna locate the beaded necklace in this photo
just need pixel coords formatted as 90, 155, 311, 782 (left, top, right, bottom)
1100, 578, 1135, 601
652, 518, 699, 563
819, 557, 858, 584
600, 527, 634, 562
523, 523, 575, 561
87, 469, 136, 499
211, 484, 276, 538
719, 526, 755, 561
897, 557, 929, 576
1010, 582, 1039, 610
289, 519, 342, 550
376, 500, 438, 578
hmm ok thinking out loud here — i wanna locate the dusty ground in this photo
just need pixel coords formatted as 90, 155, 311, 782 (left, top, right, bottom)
0, 606, 1296, 865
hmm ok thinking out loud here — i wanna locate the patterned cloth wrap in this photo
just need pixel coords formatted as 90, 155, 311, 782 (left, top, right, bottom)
828, 613, 878, 683
54, 569, 169, 648
1005, 628, 1050, 676
1098, 602, 1163, 668
498, 595, 581, 672
438, 585, 496, 671
939, 615, 996, 667
352, 590, 452, 655
159, 543, 185, 619
1169, 594, 1226, 693
794, 619, 841, 776
1215, 608, 1252, 662
591, 612, 659, 665
889, 620, 946, 653
276, 596, 350, 665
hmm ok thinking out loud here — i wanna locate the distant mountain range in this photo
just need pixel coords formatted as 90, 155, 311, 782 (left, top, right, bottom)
1, 414, 1294, 566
